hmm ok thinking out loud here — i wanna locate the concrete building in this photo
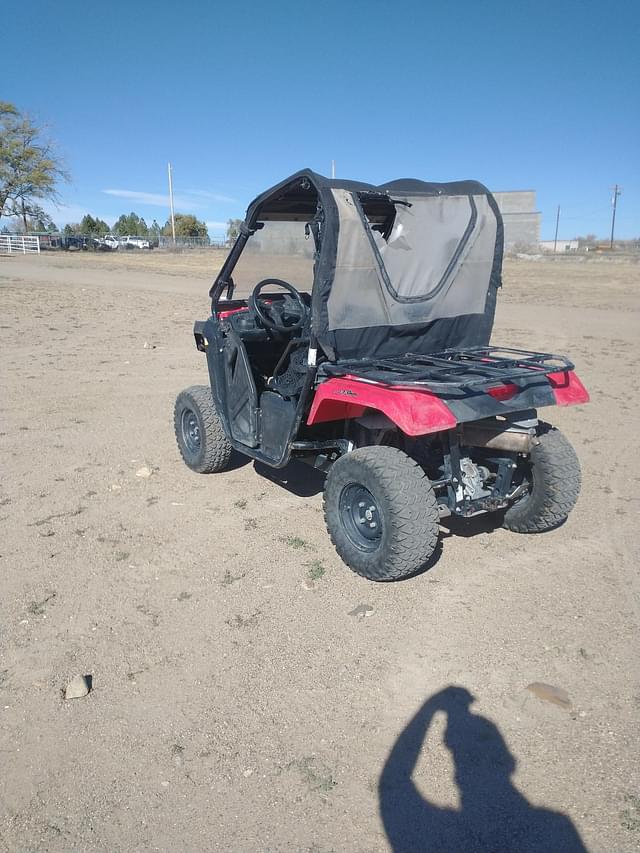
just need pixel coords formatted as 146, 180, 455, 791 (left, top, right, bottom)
539, 239, 579, 253
492, 190, 540, 248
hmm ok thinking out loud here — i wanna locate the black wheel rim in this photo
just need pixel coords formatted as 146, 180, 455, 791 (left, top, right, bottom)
339, 484, 383, 552
181, 408, 201, 456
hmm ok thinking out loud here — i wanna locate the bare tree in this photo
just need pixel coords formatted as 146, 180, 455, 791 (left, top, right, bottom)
0, 101, 68, 232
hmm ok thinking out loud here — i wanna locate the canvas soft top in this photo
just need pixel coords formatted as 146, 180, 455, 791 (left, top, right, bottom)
244, 169, 493, 222
226, 169, 504, 362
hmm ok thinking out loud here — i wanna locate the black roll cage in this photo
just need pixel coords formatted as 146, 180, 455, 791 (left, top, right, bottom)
202, 175, 326, 468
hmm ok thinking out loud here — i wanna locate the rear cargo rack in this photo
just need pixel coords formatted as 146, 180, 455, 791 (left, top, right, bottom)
320, 347, 574, 393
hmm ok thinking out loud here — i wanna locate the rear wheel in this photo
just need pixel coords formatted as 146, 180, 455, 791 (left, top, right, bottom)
502, 425, 580, 533
323, 446, 440, 581
174, 385, 232, 474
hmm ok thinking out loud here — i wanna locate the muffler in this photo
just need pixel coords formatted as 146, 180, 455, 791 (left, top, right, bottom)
460, 423, 534, 453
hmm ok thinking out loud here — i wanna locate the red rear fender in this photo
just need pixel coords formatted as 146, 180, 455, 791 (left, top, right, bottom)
307, 377, 456, 436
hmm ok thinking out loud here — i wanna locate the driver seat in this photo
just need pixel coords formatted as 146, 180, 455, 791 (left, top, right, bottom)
268, 343, 308, 397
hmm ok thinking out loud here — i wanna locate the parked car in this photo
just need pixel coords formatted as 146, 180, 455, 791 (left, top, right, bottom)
92, 235, 118, 251
122, 235, 151, 250
61, 235, 90, 251
174, 169, 588, 581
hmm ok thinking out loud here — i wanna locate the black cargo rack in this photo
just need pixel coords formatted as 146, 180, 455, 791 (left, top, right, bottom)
320, 347, 574, 393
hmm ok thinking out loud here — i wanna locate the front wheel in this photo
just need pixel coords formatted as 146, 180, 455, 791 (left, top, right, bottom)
502, 425, 581, 533
323, 446, 440, 581
174, 385, 232, 474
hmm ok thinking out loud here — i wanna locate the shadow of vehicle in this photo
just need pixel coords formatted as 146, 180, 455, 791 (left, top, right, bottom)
441, 512, 505, 539
379, 686, 587, 852
225, 450, 253, 472
254, 459, 326, 498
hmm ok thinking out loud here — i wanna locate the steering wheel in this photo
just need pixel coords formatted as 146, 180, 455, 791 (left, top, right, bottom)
249, 278, 307, 332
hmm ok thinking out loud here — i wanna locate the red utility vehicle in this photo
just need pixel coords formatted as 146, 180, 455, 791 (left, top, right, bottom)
175, 170, 588, 580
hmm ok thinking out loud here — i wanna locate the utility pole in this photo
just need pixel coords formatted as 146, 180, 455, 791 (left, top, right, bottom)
167, 162, 176, 246
553, 204, 561, 253
331, 159, 336, 179
609, 184, 621, 249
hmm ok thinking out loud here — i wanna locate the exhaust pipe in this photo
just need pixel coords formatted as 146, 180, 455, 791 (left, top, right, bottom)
461, 424, 534, 453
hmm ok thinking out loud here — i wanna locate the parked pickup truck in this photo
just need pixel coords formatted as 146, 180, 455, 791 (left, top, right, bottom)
122, 235, 151, 249
93, 234, 153, 250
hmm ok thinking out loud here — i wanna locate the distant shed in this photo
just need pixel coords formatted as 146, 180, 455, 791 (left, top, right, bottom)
540, 239, 579, 253
492, 190, 540, 248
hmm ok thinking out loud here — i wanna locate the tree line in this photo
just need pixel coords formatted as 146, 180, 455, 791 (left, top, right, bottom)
61, 212, 209, 239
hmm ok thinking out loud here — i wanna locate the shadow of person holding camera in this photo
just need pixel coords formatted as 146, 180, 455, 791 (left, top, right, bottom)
379, 686, 586, 852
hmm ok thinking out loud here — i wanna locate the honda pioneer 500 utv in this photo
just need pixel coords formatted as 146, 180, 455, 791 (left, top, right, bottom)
174, 170, 588, 581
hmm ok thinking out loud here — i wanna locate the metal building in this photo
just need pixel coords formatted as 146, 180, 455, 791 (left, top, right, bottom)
492, 190, 540, 248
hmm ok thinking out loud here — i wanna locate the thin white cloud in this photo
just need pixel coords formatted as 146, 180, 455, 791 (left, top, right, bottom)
103, 187, 237, 209
186, 189, 237, 204
103, 189, 184, 207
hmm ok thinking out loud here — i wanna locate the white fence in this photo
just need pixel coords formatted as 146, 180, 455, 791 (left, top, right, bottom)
0, 235, 40, 255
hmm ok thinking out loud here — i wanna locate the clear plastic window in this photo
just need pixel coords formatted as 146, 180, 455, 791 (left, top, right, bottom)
359, 194, 478, 303
229, 221, 315, 298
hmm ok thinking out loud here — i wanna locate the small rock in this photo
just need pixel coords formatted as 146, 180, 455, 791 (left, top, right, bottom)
525, 682, 571, 709
136, 466, 152, 479
109, 483, 122, 492
143, 341, 150, 349
348, 604, 374, 618
65, 674, 91, 700
302, 578, 315, 590
243, 769, 254, 778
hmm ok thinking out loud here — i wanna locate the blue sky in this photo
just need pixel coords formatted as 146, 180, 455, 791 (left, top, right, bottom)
6, 0, 639, 239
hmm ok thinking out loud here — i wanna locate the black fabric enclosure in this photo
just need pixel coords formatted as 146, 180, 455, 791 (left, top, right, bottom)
231, 169, 504, 363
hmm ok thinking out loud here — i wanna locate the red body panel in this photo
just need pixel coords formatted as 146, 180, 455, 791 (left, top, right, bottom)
548, 370, 590, 406
218, 300, 273, 320
218, 305, 248, 320
307, 370, 589, 435
307, 377, 457, 436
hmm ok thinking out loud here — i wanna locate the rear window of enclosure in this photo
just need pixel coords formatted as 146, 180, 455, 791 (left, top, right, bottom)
228, 220, 315, 297
359, 193, 483, 303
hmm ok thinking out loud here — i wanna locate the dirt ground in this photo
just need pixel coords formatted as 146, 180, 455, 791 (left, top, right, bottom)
1, 250, 639, 852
